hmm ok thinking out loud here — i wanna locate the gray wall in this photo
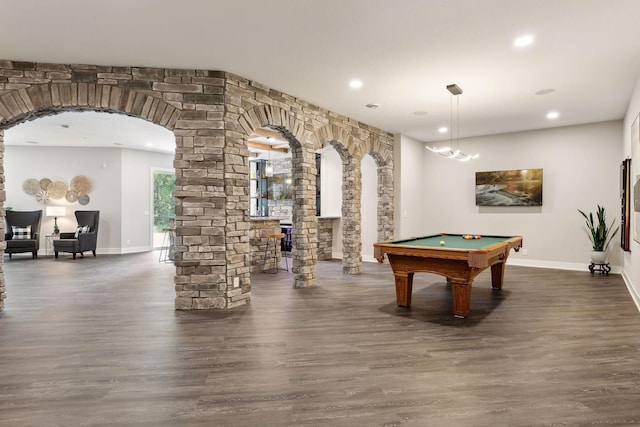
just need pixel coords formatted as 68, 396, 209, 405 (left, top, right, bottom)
5, 145, 173, 254
396, 120, 623, 271
623, 74, 640, 306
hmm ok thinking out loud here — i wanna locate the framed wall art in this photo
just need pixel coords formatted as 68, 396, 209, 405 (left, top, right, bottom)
621, 158, 631, 250
475, 168, 543, 207
635, 174, 640, 244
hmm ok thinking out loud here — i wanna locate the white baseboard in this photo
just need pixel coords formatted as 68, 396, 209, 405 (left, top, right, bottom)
362, 254, 378, 263
621, 269, 640, 312
507, 258, 622, 275
117, 246, 151, 254
37, 246, 152, 256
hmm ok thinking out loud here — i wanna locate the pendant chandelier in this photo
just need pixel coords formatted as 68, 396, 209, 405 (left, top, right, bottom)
426, 84, 479, 161
265, 137, 274, 177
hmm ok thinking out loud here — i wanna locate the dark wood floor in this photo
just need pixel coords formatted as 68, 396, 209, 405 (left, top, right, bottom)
1, 252, 639, 426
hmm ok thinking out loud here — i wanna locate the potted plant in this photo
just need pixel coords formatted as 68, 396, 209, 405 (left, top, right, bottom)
577, 205, 619, 263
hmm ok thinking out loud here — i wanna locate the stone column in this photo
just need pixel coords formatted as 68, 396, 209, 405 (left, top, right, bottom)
342, 156, 362, 275
223, 128, 252, 308
291, 143, 317, 288
173, 105, 230, 310
377, 163, 395, 242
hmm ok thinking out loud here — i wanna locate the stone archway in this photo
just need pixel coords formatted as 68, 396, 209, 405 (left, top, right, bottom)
309, 125, 396, 275
238, 105, 318, 289
312, 125, 362, 275
0, 64, 239, 312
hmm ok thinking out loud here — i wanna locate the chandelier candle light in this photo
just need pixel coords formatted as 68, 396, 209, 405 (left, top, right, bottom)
45, 206, 66, 235
426, 84, 479, 161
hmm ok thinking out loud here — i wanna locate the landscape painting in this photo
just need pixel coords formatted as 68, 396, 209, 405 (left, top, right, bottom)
476, 168, 543, 206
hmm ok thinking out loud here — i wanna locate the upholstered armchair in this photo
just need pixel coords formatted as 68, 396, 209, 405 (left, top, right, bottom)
53, 210, 100, 260
4, 210, 43, 259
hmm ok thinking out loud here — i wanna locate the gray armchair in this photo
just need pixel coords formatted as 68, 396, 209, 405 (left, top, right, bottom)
54, 210, 99, 260
4, 210, 43, 259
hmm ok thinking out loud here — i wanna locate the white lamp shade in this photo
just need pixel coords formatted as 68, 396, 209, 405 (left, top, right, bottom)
46, 206, 66, 217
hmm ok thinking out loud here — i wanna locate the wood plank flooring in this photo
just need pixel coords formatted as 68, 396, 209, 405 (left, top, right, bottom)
1, 252, 639, 426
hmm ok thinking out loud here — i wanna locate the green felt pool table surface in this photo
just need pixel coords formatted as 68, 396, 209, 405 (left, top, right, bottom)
388, 234, 514, 251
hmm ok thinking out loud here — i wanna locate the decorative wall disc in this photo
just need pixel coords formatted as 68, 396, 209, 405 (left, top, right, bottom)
22, 179, 40, 195
35, 190, 49, 205
65, 190, 79, 202
39, 178, 52, 190
47, 181, 68, 199
78, 194, 90, 205
70, 175, 92, 195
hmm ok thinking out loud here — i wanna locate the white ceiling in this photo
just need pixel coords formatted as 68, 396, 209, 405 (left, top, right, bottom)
2, 0, 640, 148
7, 111, 176, 153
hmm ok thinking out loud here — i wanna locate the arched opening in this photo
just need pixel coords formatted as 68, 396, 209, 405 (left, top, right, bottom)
239, 107, 318, 290
0, 81, 187, 311
247, 126, 293, 276
5, 111, 175, 255
322, 139, 361, 275
2, 110, 177, 305
315, 144, 343, 260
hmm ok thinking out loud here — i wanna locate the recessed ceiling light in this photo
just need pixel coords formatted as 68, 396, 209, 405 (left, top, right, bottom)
366, 103, 379, 109
514, 35, 534, 47
438, 127, 448, 133
413, 111, 427, 116
146, 142, 153, 147
25, 140, 40, 144
113, 142, 124, 146
349, 79, 363, 89
535, 88, 555, 95
546, 111, 559, 119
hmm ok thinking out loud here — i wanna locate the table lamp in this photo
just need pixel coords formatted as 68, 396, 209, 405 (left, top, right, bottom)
45, 206, 66, 235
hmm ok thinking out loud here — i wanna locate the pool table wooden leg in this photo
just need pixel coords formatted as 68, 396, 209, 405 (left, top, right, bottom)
491, 261, 505, 290
451, 281, 472, 318
394, 272, 413, 307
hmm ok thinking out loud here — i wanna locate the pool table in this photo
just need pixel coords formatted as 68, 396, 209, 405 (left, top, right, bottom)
373, 234, 523, 318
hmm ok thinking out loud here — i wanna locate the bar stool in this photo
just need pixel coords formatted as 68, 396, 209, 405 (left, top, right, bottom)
158, 227, 176, 263
262, 233, 288, 273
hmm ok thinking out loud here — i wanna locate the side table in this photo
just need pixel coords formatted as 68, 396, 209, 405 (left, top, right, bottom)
45, 234, 60, 256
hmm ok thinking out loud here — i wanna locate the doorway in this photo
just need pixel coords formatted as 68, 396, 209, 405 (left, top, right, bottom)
152, 169, 176, 250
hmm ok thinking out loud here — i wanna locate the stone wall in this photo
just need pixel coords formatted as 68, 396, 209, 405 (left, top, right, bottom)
317, 218, 335, 261
0, 59, 394, 311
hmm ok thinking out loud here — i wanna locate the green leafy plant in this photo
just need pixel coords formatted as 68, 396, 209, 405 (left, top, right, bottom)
577, 205, 619, 251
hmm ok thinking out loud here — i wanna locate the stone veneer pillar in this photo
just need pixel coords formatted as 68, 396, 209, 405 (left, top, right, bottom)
291, 143, 318, 288
342, 158, 362, 274
376, 163, 395, 242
